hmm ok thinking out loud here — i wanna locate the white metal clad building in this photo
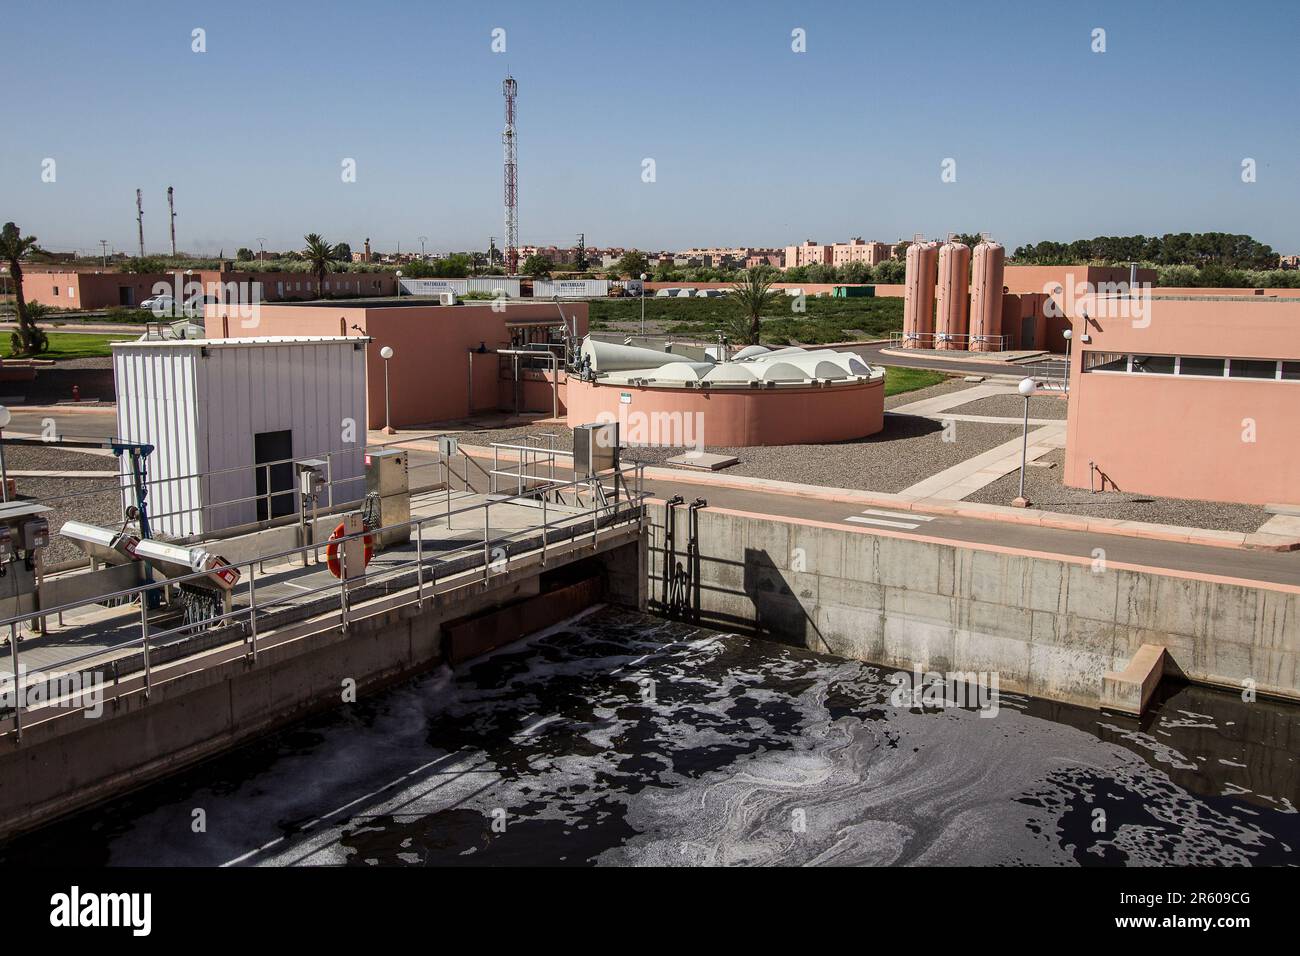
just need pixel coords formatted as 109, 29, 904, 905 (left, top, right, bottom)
398, 277, 522, 297
533, 279, 610, 298
113, 336, 369, 538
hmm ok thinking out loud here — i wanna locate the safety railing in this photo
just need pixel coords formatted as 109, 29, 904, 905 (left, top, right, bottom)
1020, 358, 1071, 392
0, 461, 647, 741
889, 331, 1010, 352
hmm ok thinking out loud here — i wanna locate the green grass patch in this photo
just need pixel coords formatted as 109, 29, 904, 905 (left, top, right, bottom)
4, 332, 132, 361
589, 294, 904, 345
882, 365, 947, 397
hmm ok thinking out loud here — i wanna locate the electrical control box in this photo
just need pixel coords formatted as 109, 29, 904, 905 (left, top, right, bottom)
19, 517, 50, 552
364, 449, 410, 548
573, 422, 620, 478
295, 458, 328, 499
0, 527, 12, 564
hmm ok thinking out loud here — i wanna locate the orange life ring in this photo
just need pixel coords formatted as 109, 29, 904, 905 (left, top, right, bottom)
325, 522, 374, 578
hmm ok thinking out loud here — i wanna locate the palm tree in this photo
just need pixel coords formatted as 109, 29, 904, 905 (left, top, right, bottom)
0, 222, 46, 356
302, 233, 335, 298
728, 266, 778, 345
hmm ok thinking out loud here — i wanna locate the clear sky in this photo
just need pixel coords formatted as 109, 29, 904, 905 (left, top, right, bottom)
3, 0, 1297, 257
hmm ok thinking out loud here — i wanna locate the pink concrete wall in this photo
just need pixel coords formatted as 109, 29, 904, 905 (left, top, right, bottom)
565, 378, 884, 447
208, 302, 587, 429
1064, 296, 1300, 504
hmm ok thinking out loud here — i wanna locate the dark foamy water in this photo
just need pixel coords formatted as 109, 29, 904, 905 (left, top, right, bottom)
4, 606, 1295, 866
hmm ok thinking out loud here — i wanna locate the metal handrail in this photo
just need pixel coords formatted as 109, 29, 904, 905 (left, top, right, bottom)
1, 462, 647, 738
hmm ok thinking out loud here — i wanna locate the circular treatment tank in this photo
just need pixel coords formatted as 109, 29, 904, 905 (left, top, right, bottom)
567, 339, 885, 447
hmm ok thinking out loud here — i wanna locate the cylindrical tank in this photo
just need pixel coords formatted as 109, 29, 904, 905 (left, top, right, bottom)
968, 241, 1005, 352
935, 241, 971, 350
902, 241, 939, 348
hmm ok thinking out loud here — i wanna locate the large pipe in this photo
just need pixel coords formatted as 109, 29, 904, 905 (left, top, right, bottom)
969, 240, 1006, 353
579, 336, 705, 373
902, 241, 939, 349
936, 241, 971, 351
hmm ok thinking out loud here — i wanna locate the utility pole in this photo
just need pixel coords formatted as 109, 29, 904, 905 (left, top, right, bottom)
256, 237, 266, 261
575, 232, 587, 270
135, 189, 145, 258
167, 186, 176, 256
99, 240, 109, 269
418, 235, 428, 261
502, 75, 519, 274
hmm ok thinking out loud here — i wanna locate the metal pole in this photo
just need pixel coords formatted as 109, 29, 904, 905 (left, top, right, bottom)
339, 543, 349, 631
0, 432, 8, 502
9, 623, 21, 740
248, 569, 259, 662
383, 358, 392, 433
541, 495, 547, 565
416, 524, 425, 605
1018, 395, 1030, 501
640, 284, 645, 335
140, 600, 151, 700
483, 504, 491, 582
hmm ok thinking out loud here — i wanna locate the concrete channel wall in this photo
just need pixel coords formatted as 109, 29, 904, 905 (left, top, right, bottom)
651, 506, 1298, 708
0, 534, 644, 842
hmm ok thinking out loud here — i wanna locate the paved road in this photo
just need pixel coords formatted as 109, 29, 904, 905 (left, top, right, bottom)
851, 341, 1065, 378
18, 410, 1300, 589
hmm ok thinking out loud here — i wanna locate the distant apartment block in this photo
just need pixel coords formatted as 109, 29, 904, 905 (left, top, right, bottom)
785, 238, 894, 269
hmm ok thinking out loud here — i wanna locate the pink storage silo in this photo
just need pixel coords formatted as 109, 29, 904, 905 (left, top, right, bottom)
902, 241, 939, 348
969, 240, 1005, 352
935, 241, 971, 350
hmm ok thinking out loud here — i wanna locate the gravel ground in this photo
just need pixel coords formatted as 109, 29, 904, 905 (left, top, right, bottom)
451, 414, 1023, 495
45, 356, 115, 369
966, 448, 1271, 532
6, 446, 124, 566
946, 393, 1070, 420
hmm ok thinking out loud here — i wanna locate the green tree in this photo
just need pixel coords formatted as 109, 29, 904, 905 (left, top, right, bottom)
0, 222, 47, 356
613, 250, 650, 279
302, 233, 336, 296
729, 267, 778, 345
235, 247, 255, 261
522, 254, 553, 278
333, 242, 353, 262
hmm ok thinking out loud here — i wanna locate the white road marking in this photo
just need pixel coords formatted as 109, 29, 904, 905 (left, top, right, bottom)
861, 508, 935, 522
845, 515, 921, 530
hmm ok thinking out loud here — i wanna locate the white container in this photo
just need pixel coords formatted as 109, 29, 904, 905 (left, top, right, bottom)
398, 277, 521, 298
113, 336, 368, 538
533, 279, 610, 298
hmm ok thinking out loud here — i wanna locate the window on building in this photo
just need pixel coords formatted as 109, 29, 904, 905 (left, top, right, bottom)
1179, 357, 1226, 377
1131, 355, 1175, 374
1283, 362, 1300, 381
1082, 351, 1127, 372
1228, 359, 1278, 379
52, 286, 59, 296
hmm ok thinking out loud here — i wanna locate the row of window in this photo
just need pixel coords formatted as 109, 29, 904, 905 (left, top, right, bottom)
1083, 352, 1300, 380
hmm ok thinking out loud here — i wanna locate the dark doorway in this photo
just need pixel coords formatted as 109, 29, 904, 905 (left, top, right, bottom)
254, 429, 294, 521
118, 286, 135, 306
1020, 314, 1036, 349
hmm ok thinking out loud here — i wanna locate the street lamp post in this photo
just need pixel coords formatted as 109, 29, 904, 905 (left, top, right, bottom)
1062, 328, 1073, 391
395, 270, 402, 299
380, 346, 395, 435
1013, 377, 1036, 508
0, 405, 10, 502
639, 272, 648, 336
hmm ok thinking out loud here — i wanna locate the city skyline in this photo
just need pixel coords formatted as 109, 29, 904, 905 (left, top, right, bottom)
3, 0, 1297, 256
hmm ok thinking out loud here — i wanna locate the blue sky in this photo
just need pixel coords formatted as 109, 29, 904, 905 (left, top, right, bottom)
3, 0, 1297, 257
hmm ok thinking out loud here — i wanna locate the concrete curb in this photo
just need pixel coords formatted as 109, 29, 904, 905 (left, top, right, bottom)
383, 439, 1300, 554
635, 466, 1300, 553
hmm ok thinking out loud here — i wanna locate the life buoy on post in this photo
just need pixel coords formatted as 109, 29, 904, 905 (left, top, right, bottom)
326, 522, 373, 578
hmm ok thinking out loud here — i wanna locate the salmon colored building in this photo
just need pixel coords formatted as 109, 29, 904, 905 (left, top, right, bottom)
1063, 293, 1300, 505
20, 268, 396, 309
206, 300, 585, 429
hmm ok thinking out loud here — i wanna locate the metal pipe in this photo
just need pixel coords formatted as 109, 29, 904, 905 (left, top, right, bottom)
9, 623, 21, 740
483, 504, 491, 581
140, 602, 151, 699
248, 569, 259, 662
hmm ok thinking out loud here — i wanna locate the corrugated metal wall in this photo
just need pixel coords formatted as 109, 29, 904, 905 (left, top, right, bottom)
533, 279, 609, 298
398, 278, 522, 297
115, 341, 367, 538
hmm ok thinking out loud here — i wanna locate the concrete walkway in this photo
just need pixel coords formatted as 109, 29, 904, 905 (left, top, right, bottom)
899, 424, 1068, 500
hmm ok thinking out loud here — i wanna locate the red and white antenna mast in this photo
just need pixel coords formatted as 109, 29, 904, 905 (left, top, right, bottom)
502, 75, 519, 275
